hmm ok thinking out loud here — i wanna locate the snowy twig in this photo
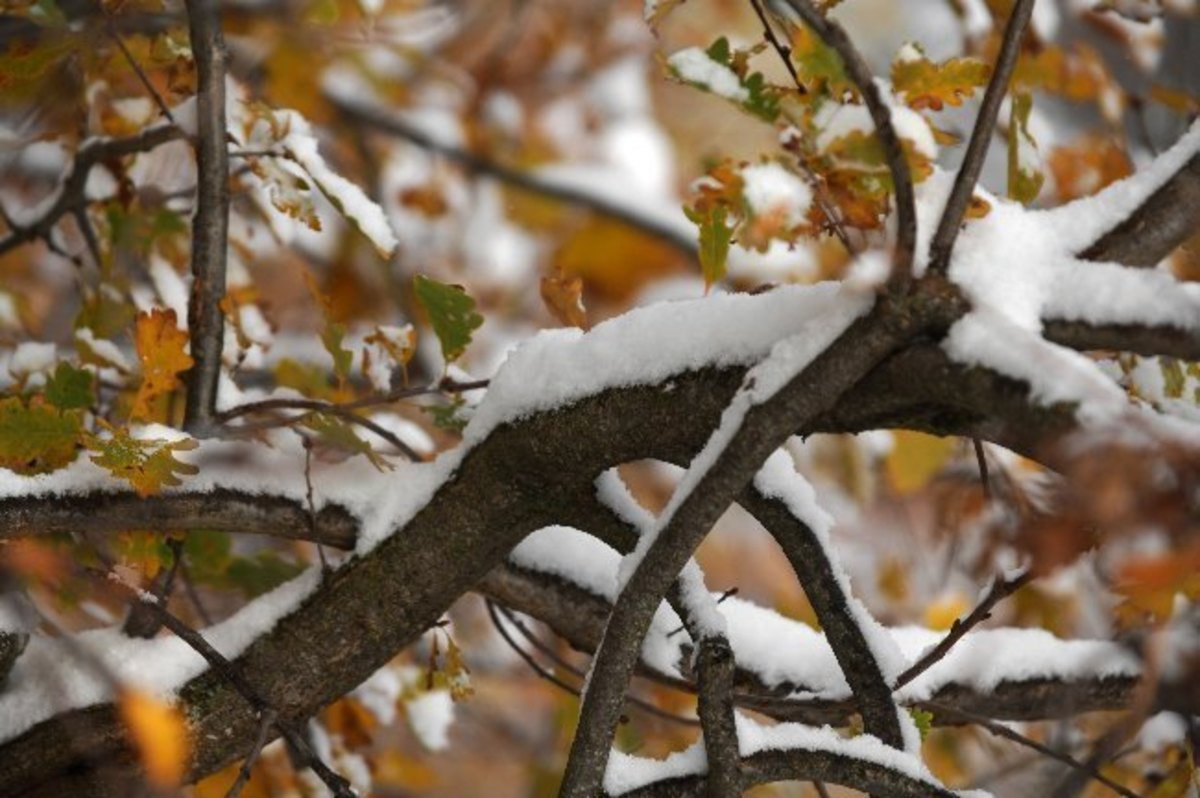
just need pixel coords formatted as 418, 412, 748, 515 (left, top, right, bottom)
328, 95, 700, 259
182, 0, 231, 435
0, 124, 184, 258
926, 0, 1036, 276
893, 570, 1032, 690
773, 0, 917, 285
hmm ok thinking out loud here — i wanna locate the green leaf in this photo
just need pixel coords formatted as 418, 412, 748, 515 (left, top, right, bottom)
423, 397, 469, 433
87, 426, 199, 497
227, 553, 306, 598
413, 275, 483, 364
1007, 91, 1044, 204
0, 396, 81, 474
684, 205, 733, 287
44, 362, 94, 410
705, 36, 731, 63
910, 708, 934, 740
320, 321, 353, 386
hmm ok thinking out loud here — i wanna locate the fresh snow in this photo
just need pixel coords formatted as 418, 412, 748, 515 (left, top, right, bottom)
0, 568, 322, 745
666, 48, 748, 103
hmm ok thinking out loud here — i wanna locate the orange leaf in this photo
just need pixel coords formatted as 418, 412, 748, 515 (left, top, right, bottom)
118, 688, 189, 788
132, 309, 193, 421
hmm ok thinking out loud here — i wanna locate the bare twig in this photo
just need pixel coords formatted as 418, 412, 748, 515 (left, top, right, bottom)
772, 0, 917, 285
214, 377, 489, 423
893, 570, 1031, 690
973, 438, 992, 501
926, 0, 1036, 275
747, 0, 804, 92
103, 14, 176, 124
928, 702, 1139, 798
329, 95, 699, 259
182, 0, 231, 434
225, 708, 278, 798
485, 601, 698, 727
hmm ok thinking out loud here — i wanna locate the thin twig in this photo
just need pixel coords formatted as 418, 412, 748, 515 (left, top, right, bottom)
926, 0, 1036, 275
225, 708, 277, 798
103, 14, 176, 124
814, 782, 832, 798
973, 438, 992, 501
215, 377, 489, 423
774, 0, 917, 285
747, 0, 804, 92
893, 570, 1031, 690
182, 0, 231, 434
303, 440, 329, 573
485, 601, 699, 727
0, 124, 184, 258
329, 95, 699, 259
927, 702, 1139, 798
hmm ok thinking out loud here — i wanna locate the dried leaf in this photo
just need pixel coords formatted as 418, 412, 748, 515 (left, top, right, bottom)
885, 430, 957, 494
1007, 91, 1044, 204
540, 271, 588, 328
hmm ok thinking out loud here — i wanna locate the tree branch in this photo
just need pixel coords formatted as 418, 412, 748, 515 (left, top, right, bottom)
926, 0, 1036, 276
773, 0, 916, 284
327, 95, 699, 260
0, 125, 184, 258
182, 0, 231, 434
694, 636, 741, 797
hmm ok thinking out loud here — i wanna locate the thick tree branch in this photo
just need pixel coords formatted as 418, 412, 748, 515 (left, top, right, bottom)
1081, 154, 1200, 266
1043, 318, 1200, 361
695, 636, 740, 797
183, 0, 231, 434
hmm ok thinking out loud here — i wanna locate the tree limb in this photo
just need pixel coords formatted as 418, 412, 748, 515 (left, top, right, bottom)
182, 0, 231, 434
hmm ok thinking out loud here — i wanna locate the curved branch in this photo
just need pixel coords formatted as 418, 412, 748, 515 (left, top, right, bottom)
618, 746, 961, 798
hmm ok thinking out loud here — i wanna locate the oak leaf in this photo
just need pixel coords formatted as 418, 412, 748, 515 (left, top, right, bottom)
132, 309, 193, 421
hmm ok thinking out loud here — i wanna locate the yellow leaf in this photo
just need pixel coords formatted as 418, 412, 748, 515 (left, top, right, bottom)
924, 593, 969, 631
885, 430, 957, 494
132, 309, 193, 421
118, 688, 189, 788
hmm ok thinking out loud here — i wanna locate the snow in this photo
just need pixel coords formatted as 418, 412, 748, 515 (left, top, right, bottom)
741, 162, 813, 227
8, 342, 56, 379
405, 689, 454, 751
666, 48, 748, 103
464, 283, 868, 445
1137, 711, 1187, 753
816, 100, 939, 160
511, 526, 622, 600
604, 713, 981, 796
0, 567, 322, 745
